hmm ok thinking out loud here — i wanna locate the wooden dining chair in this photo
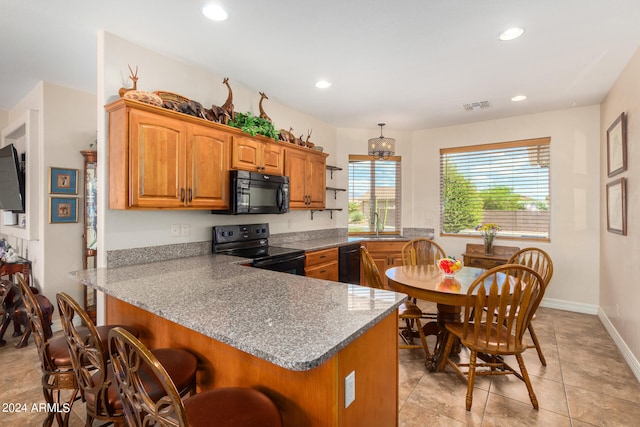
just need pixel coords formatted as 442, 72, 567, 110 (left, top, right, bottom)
361, 246, 431, 358
17, 275, 79, 427
108, 326, 283, 427
507, 247, 554, 365
401, 238, 447, 267
56, 292, 198, 426
438, 264, 545, 410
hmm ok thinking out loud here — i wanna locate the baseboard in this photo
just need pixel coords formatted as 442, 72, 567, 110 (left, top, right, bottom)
540, 297, 599, 315
598, 308, 640, 384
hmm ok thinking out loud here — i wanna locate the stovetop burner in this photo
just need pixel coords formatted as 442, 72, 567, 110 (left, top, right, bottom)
212, 223, 304, 261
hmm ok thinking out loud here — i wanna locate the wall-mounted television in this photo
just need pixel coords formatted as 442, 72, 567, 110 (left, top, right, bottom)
0, 143, 25, 213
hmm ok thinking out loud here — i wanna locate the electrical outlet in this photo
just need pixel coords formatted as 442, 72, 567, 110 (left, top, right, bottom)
170, 224, 180, 237
345, 370, 355, 408
180, 224, 190, 236
288, 219, 293, 229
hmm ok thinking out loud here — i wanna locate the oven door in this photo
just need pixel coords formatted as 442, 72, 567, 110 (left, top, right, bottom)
252, 253, 306, 276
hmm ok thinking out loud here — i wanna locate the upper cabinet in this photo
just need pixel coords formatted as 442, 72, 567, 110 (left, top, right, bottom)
106, 99, 329, 211
285, 146, 327, 209
106, 99, 230, 210
231, 135, 283, 175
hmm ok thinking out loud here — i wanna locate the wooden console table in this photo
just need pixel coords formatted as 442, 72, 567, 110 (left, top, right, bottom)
462, 243, 519, 270
1, 256, 31, 287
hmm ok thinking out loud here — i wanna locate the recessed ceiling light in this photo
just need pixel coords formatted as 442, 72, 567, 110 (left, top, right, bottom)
498, 27, 525, 41
315, 80, 332, 89
511, 95, 527, 102
202, 4, 228, 21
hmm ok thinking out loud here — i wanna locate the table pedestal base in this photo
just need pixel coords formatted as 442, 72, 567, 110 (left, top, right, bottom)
423, 303, 461, 372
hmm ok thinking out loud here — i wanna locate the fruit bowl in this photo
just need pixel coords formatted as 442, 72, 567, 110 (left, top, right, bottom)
438, 257, 462, 276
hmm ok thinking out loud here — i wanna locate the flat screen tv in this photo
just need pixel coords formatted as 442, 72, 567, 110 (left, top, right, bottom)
0, 143, 25, 213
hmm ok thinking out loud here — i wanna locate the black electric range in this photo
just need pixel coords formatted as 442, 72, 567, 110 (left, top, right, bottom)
212, 223, 306, 275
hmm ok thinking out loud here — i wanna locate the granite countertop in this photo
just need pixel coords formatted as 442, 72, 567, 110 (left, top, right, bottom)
70, 254, 405, 372
280, 235, 410, 252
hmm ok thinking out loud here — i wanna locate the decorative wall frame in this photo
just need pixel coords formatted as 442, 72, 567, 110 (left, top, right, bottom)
606, 178, 626, 235
607, 112, 627, 177
49, 167, 78, 194
49, 197, 78, 224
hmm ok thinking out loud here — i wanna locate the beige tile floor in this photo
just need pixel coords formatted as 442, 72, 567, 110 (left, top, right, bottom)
0, 306, 639, 426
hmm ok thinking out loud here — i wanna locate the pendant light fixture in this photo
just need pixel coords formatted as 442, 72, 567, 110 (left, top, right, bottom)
368, 123, 395, 160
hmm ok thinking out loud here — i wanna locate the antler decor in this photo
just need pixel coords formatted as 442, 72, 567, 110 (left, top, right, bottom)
118, 65, 138, 97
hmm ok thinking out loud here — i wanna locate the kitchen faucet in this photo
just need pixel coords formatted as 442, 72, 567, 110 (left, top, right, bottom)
373, 212, 380, 237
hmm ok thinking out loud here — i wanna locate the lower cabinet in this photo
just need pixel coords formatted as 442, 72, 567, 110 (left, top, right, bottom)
362, 241, 407, 289
305, 248, 339, 281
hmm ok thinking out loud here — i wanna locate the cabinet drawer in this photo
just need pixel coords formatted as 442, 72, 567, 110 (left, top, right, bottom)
305, 248, 338, 267
305, 261, 339, 281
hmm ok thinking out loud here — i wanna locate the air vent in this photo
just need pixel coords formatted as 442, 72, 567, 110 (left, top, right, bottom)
462, 101, 491, 112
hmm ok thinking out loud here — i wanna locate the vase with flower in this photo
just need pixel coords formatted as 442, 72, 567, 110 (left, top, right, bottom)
475, 223, 501, 255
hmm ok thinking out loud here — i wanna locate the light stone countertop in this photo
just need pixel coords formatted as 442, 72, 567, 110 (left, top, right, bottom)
278, 236, 410, 252
69, 253, 405, 371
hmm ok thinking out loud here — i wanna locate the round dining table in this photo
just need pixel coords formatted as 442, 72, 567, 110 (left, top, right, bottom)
385, 264, 486, 371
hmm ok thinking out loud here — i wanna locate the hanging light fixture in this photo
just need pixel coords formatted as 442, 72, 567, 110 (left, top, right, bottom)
368, 123, 396, 160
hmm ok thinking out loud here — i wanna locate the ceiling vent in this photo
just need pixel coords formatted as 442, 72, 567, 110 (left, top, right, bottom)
462, 101, 491, 112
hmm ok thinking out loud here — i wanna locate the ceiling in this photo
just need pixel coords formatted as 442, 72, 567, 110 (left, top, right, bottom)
2, 0, 640, 131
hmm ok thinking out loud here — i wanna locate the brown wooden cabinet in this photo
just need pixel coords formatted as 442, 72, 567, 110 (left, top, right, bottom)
462, 243, 520, 270
231, 135, 283, 175
107, 99, 230, 210
362, 240, 407, 289
285, 146, 327, 209
305, 247, 339, 281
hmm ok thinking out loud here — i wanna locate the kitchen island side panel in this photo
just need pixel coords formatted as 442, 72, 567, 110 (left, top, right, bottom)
105, 295, 398, 427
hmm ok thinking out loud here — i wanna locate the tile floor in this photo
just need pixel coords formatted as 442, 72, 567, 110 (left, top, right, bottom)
0, 306, 639, 426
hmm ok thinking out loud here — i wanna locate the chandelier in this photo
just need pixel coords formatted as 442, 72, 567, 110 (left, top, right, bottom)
368, 123, 395, 160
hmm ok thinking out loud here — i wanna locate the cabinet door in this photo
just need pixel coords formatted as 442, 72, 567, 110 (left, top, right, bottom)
231, 136, 261, 171
261, 141, 284, 175
306, 152, 326, 209
364, 241, 407, 289
186, 125, 231, 209
284, 148, 309, 208
129, 110, 186, 208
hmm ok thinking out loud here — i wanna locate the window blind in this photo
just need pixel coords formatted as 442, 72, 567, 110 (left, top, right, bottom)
440, 138, 550, 240
348, 155, 402, 234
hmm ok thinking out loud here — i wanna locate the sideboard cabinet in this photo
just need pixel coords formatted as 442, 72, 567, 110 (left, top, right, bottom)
106, 99, 230, 210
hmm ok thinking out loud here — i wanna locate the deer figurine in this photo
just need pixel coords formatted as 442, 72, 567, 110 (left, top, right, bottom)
118, 65, 138, 97
305, 129, 313, 145
258, 92, 271, 122
221, 77, 234, 123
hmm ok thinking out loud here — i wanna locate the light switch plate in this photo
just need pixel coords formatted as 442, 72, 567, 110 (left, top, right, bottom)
345, 370, 355, 408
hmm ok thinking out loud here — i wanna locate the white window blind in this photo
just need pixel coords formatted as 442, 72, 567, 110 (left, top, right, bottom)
440, 138, 550, 240
348, 155, 402, 234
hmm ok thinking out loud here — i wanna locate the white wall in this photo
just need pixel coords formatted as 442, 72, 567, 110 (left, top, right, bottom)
98, 32, 339, 263
405, 106, 599, 310
41, 82, 96, 306
599, 47, 640, 374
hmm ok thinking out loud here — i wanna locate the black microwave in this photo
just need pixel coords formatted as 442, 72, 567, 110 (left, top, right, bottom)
213, 170, 289, 215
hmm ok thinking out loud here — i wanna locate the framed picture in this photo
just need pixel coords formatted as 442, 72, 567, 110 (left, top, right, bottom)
606, 178, 626, 235
50, 197, 78, 223
49, 167, 78, 194
607, 113, 627, 177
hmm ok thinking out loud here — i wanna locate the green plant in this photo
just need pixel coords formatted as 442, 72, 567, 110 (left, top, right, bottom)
228, 112, 278, 140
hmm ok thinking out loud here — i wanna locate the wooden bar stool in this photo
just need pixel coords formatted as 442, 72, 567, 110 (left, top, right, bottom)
17, 276, 78, 427
56, 292, 198, 426
109, 326, 283, 427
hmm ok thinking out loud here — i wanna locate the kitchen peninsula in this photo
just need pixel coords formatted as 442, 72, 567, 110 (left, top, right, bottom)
70, 253, 404, 426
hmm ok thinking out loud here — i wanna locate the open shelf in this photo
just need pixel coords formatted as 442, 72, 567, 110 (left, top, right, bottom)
310, 208, 343, 220
326, 165, 342, 179
326, 186, 346, 199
